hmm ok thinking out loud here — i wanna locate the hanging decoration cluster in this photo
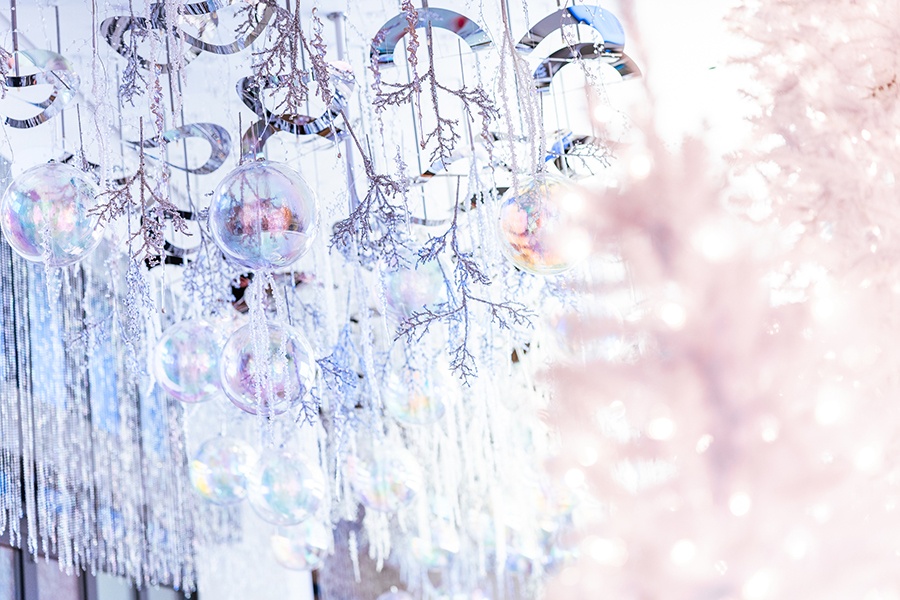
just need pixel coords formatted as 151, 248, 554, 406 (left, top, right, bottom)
0, 0, 639, 598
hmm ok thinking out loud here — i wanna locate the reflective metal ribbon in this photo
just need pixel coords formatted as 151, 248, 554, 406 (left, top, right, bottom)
125, 122, 231, 175
101, 0, 272, 73
2, 49, 79, 128
238, 63, 356, 160
371, 8, 492, 66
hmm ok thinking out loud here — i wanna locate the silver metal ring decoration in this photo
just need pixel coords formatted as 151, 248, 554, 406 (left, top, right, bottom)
413, 149, 473, 185
151, 0, 274, 56
410, 148, 508, 227
238, 62, 356, 160
370, 8, 492, 225
125, 122, 231, 175
520, 5, 641, 90
546, 130, 612, 176
101, 0, 272, 73
370, 8, 492, 66
533, 42, 640, 91
60, 123, 229, 183
101, 13, 201, 73
517, 5, 624, 53
2, 50, 80, 128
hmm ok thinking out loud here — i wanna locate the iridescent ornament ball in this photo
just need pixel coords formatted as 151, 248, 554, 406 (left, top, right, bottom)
0, 162, 104, 266
153, 320, 222, 403
382, 260, 446, 319
347, 447, 422, 512
271, 520, 332, 571
383, 369, 448, 425
219, 322, 316, 416
189, 436, 257, 505
496, 174, 591, 275
208, 160, 318, 270
248, 450, 325, 525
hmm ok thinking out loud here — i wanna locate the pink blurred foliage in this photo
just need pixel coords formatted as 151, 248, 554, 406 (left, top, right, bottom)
544, 1, 900, 598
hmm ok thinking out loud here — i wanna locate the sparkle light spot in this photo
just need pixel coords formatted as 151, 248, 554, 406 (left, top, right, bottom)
743, 570, 774, 599
660, 303, 687, 329
647, 417, 676, 441
670, 539, 696, 566
729, 492, 752, 517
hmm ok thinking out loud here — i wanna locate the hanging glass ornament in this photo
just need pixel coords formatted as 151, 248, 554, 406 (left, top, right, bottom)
383, 368, 449, 425
219, 322, 317, 416
0, 162, 103, 266
207, 160, 318, 270
189, 436, 258, 505
382, 260, 447, 319
248, 450, 326, 525
152, 320, 223, 403
347, 447, 422, 512
271, 520, 332, 571
496, 173, 592, 275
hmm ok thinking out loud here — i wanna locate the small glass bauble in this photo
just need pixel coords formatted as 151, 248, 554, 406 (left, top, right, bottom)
0, 162, 103, 266
382, 260, 446, 319
383, 369, 448, 425
208, 160, 318, 270
347, 447, 422, 512
271, 520, 332, 571
496, 174, 591, 275
248, 450, 326, 525
189, 436, 257, 505
219, 322, 316, 416
153, 320, 222, 403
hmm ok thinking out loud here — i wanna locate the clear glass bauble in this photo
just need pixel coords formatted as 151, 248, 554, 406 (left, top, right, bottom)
383, 369, 448, 425
382, 260, 446, 319
496, 174, 591, 275
152, 320, 222, 403
347, 447, 422, 512
189, 436, 258, 505
271, 520, 332, 571
219, 322, 316, 416
208, 160, 318, 270
0, 162, 103, 266
248, 450, 325, 525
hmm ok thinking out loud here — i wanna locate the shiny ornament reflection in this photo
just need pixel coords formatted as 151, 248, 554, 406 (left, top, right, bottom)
0, 162, 103, 266
153, 320, 222, 403
248, 450, 325, 525
383, 369, 448, 425
208, 160, 318, 270
271, 520, 331, 571
219, 322, 316, 416
497, 174, 591, 275
347, 447, 422, 512
189, 436, 257, 505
